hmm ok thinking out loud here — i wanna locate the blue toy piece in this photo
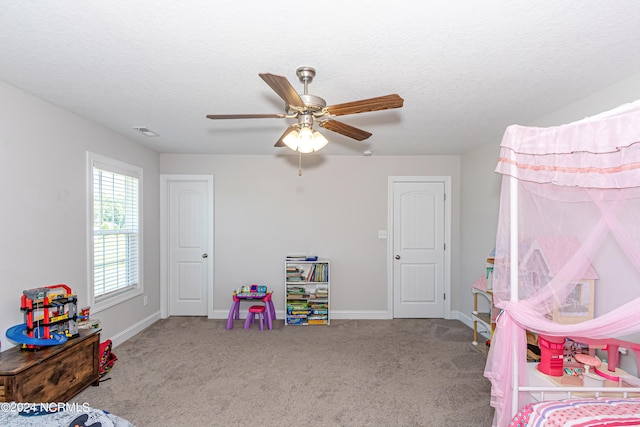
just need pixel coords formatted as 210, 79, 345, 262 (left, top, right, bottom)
6, 323, 68, 346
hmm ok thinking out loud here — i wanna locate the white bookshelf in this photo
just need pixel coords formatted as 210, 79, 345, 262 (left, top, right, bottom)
285, 258, 330, 325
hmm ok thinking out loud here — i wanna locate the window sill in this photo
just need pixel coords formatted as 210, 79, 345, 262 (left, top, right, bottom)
93, 286, 143, 314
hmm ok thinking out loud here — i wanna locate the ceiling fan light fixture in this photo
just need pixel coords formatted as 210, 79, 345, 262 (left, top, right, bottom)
297, 127, 314, 153
311, 130, 328, 151
282, 129, 300, 151
282, 126, 328, 153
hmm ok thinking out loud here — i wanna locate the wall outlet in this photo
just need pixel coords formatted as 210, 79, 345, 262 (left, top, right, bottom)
143, 296, 148, 306
378, 230, 388, 239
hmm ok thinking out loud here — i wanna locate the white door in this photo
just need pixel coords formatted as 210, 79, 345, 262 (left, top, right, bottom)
164, 176, 213, 316
391, 179, 447, 318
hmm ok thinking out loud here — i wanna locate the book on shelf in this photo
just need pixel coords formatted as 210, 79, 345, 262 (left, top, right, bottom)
289, 310, 310, 315
287, 302, 308, 309
306, 264, 316, 281
286, 254, 319, 261
287, 266, 306, 282
310, 303, 327, 309
305, 263, 328, 282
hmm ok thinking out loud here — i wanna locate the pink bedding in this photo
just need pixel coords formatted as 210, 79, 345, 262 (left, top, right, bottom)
510, 397, 640, 427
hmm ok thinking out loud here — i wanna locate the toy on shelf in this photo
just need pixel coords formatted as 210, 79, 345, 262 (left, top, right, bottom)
534, 334, 640, 389
537, 335, 565, 377
77, 306, 100, 330
6, 284, 84, 350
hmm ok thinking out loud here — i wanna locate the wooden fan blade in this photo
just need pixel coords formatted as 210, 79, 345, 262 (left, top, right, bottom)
206, 113, 286, 119
320, 119, 372, 141
259, 73, 306, 108
275, 125, 297, 147
326, 94, 404, 116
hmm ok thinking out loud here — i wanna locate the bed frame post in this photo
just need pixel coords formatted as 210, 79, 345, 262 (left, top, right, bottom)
510, 174, 520, 417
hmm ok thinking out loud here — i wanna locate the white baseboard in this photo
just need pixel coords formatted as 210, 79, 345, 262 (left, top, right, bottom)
102, 309, 476, 348
451, 310, 473, 327
330, 310, 390, 320
109, 310, 161, 348
212, 309, 473, 322
452, 310, 491, 339
212, 309, 390, 320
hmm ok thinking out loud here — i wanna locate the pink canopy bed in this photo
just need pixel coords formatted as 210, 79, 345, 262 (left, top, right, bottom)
484, 100, 640, 426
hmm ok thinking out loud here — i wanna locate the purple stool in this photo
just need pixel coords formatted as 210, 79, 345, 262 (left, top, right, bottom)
244, 305, 266, 330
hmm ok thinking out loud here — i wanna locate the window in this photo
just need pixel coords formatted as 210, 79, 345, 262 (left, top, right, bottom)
87, 152, 143, 311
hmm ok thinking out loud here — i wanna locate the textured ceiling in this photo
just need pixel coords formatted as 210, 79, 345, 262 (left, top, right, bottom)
1, 1, 640, 156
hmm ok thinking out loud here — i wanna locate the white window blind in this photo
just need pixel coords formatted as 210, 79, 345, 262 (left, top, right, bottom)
92, 160, 140, 299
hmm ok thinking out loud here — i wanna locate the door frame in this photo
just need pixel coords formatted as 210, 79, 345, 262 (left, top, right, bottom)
387, 176, 452, 319
160, 174, 215, 319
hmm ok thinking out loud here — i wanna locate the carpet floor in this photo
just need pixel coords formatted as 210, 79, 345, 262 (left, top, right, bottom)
73, 317, 494, 426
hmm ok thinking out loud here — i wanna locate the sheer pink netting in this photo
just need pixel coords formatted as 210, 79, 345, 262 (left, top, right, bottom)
484, 100, 640, 427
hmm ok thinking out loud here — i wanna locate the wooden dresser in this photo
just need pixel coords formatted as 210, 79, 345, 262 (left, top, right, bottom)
0, 329, 100, 402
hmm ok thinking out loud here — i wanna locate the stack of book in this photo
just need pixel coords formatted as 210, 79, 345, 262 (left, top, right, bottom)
315, 285, 328, 299
286, 286, 305, 299
287, 301, 309, 325
308, 300, 328, 324
286, 254, 319, 261
286, 266, 304, 282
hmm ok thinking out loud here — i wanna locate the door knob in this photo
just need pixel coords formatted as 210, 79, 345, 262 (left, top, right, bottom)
395, 255, 401, 260
202, 253, 208, 258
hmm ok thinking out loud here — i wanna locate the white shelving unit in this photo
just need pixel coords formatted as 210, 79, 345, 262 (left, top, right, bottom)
472, 250, 498, 347
285, 258, 330, 325
521, 362, 640, 403
472, 286, 495, 346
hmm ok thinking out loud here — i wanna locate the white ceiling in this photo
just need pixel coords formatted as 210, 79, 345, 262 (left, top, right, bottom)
2, 1, 639, 156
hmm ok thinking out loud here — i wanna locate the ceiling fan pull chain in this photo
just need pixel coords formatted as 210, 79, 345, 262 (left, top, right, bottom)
298, 151, 303, 176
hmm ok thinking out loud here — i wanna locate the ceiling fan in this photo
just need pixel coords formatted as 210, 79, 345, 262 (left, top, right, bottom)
206, 67, 404, 157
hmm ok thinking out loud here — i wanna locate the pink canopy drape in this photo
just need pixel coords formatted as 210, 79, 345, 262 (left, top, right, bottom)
484, 100, 640, 427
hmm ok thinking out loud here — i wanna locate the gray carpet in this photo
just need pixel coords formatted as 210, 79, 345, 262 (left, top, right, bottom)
73, 317, 494, 426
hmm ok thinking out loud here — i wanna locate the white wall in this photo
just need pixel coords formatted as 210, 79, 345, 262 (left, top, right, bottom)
0, 81, 161, 350
459, 71, 640, 326
160, 154, 462, 318
4, 68, 638, 352
459, 139, 502, 321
